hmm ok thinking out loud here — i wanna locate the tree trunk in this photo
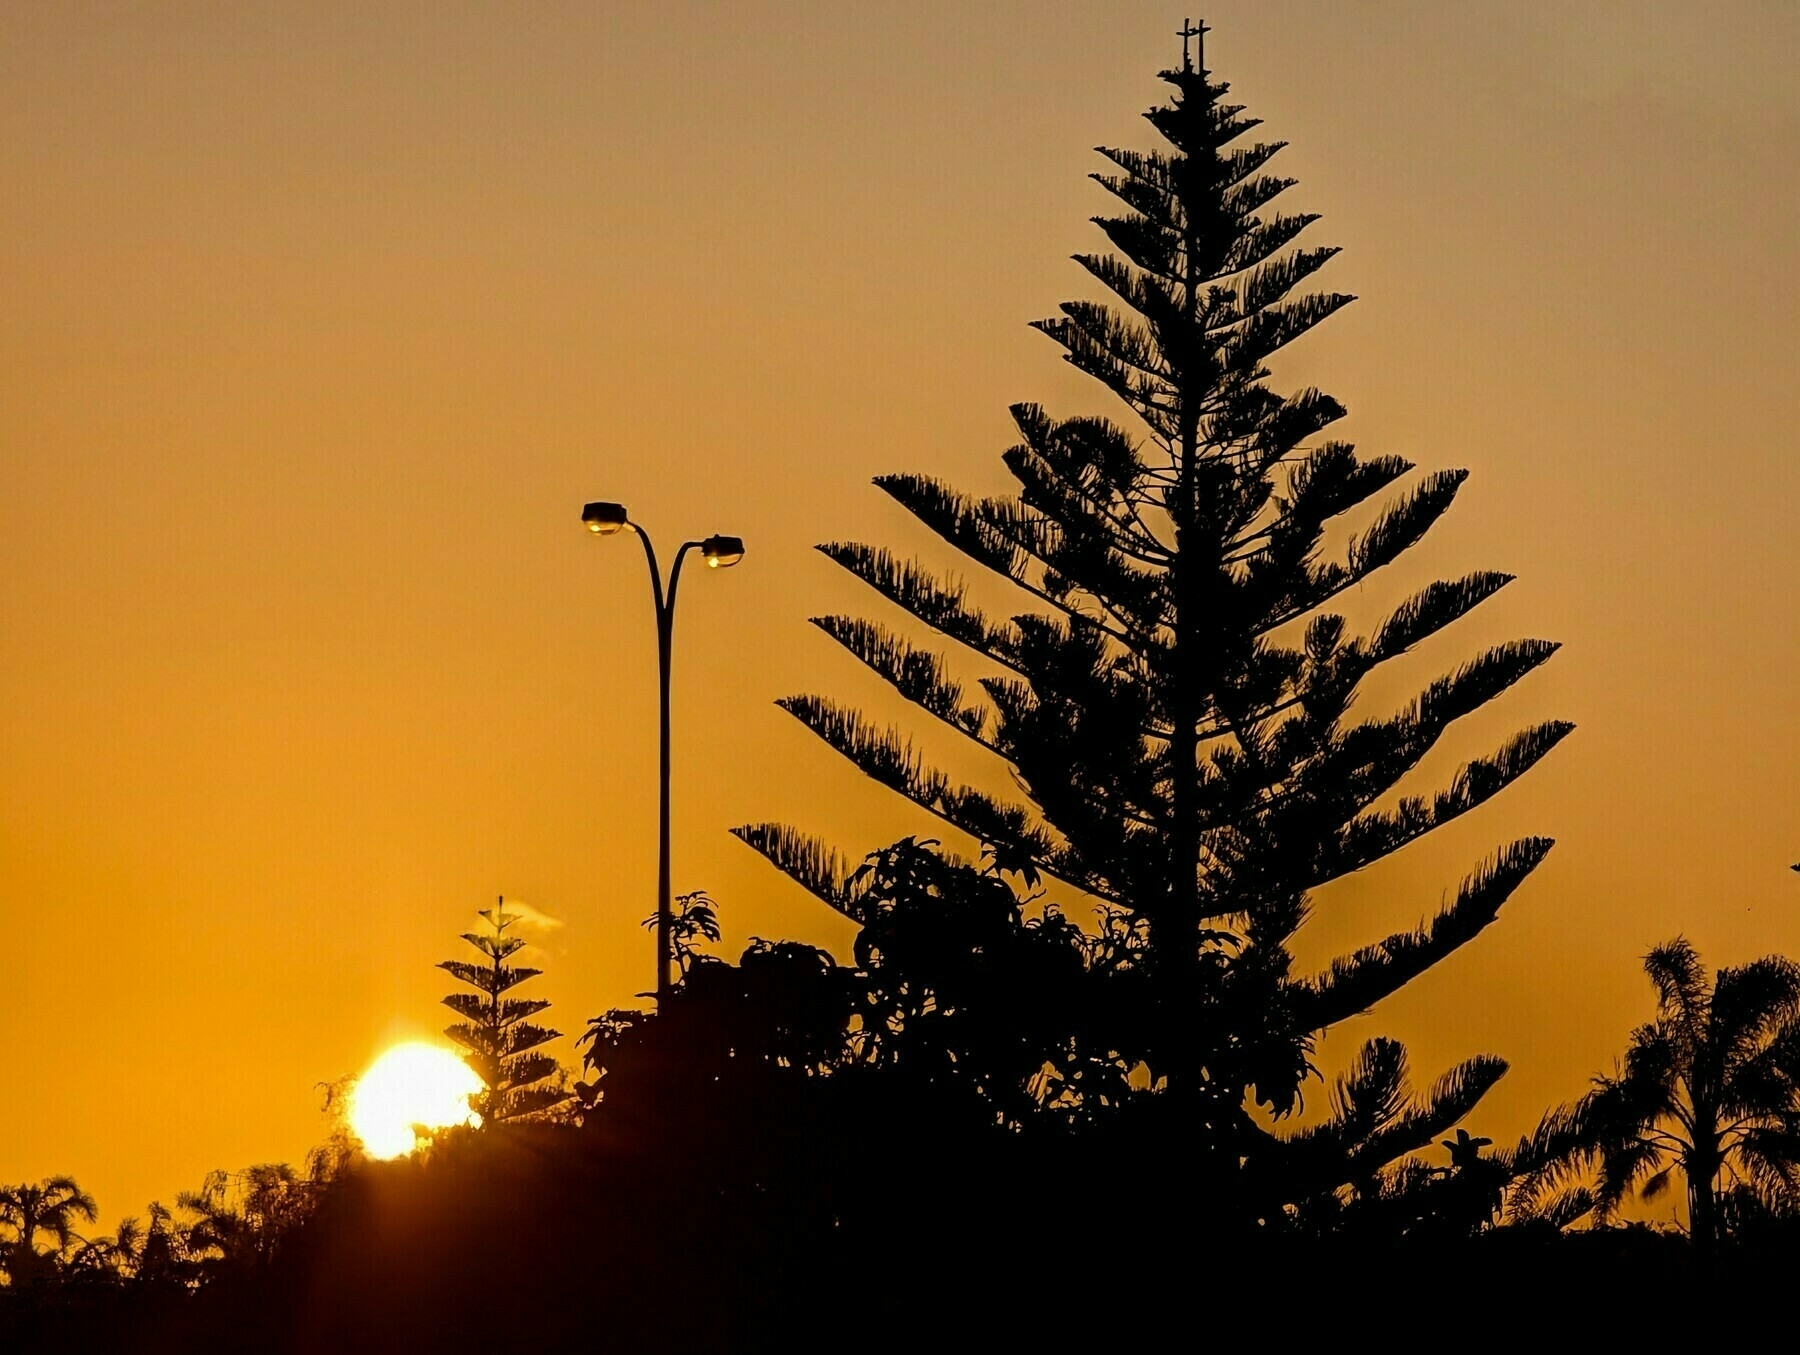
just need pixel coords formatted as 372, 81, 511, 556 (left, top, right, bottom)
1160, 135, 1208, 1086
1688, 1149, 1718, 1268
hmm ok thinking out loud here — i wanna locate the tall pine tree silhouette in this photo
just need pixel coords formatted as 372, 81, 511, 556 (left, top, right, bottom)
440, 899, 570, 1125
738, 27, 1569, 1195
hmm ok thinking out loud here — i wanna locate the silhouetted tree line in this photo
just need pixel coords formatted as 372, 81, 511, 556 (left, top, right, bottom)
0, 1142, 356, 1341
12, 901, 1800, 1347
10, 27, 1800, 1350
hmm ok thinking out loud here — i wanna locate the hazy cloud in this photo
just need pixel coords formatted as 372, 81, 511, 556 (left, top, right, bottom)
494, 899, 565, 933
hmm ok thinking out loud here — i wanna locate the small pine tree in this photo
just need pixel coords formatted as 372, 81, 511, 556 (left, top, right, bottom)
440, 898, 570, 1124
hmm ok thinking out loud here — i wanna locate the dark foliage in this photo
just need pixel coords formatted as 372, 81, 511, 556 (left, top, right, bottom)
7, 1042, 1790, 1351
11, 901, 1800, 1348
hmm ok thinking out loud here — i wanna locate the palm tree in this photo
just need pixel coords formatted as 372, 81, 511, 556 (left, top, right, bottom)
66, 1216, 146, 1284
133, 1200, 205, 1289
1512, 937, 1800, 1255
177, 1164, 320, 1271
0, 1175, 98, 1286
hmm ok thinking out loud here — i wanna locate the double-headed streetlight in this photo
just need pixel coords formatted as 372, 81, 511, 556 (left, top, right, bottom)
581, 501, 744, 1007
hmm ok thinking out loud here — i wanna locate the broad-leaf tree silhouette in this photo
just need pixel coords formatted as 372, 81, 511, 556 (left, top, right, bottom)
440, 898, 571, 1125
738, 36, 1567, 1209
1511, 936, 1800, 1255
577, 891, 850, 1114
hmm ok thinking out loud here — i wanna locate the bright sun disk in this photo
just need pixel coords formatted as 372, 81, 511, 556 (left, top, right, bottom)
348, 1041, 484, 1159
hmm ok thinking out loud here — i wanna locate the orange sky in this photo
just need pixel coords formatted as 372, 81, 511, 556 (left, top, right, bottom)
5, 2, 1798, 1227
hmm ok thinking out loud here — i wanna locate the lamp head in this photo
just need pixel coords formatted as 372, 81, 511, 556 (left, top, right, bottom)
701, 535, 745, 569
582, 501, 630, 535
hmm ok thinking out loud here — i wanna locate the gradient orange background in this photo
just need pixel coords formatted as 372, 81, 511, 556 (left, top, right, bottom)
5, 2, 1797, 1228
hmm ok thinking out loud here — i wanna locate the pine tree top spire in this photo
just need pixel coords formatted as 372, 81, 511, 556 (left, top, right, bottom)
1178, 17, 1210, 73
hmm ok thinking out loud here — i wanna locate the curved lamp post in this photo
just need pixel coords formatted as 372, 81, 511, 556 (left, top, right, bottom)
582, 501, 744, 1006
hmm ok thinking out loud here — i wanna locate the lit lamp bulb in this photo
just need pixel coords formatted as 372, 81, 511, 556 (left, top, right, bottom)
582, 501, 630, 535
701, 535, 745, 569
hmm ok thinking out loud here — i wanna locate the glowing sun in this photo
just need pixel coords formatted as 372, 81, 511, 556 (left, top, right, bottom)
348, 1042, 483, 1159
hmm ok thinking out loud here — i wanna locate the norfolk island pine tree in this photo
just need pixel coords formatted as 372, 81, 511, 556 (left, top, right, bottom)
735, 30, 1571, 1224
440, 898, 571, 1125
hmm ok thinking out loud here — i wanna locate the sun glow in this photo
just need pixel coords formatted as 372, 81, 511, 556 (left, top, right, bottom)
347, 1042, 483, 1159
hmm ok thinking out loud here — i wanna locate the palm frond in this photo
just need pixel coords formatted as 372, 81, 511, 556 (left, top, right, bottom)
1643, 937, 1709, 1028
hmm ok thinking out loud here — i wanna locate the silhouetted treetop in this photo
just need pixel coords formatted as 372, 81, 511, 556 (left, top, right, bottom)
0, 1177, 97, 1289
441, 898, 571, 1125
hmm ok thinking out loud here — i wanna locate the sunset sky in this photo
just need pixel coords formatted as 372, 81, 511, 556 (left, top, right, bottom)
5, 1, 1798, 1226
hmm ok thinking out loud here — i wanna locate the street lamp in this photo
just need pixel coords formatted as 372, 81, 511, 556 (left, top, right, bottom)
581, 501, 743, 1007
